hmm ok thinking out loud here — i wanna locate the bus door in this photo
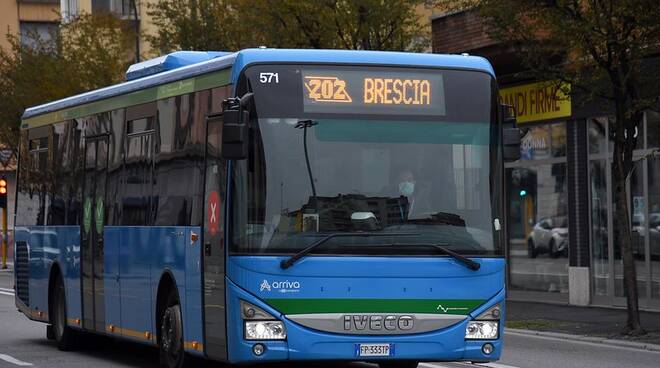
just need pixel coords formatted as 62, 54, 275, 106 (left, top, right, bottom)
81, 135, 108, 332
202, 115, 228, 360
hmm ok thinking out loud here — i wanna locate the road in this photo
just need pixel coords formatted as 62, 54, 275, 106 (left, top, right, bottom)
1, 271, 659, 368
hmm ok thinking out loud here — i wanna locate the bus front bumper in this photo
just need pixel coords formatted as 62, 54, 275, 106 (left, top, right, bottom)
226, 280, 504, 363
232, 320, 503, 363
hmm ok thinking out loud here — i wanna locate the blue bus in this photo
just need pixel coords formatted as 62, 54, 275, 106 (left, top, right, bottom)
15, 48, 518, 368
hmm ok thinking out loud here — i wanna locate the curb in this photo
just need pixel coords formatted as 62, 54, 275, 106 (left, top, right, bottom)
506, 328, 660, 352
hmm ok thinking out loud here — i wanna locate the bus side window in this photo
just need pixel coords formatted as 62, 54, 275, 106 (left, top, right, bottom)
16, 129, 48, 227
122, 103, 156, 226
29, 128, 50, 226
153, 92, 206, 227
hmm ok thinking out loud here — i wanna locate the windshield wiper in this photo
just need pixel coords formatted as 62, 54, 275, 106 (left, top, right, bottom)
280, 232, 418, 269
395, 243, 481, 271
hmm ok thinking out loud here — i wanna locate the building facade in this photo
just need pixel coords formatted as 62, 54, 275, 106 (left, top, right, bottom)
0, 1, 60, 52
432, 9, 660, 310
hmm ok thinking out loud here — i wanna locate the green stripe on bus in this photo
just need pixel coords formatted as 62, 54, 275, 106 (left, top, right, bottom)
21, 68, 232, 129
265, 298, 485, 315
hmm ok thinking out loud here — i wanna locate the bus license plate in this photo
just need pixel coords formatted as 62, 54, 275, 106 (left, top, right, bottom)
356, 343, 394, 357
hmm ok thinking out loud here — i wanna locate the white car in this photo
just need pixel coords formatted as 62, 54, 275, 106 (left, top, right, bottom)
527, 216, 568, 258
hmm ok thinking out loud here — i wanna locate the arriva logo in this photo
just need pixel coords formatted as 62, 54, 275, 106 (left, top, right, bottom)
259, 279, 301, 293
259, 280, 271, 292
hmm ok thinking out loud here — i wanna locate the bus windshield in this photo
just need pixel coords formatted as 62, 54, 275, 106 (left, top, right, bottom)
230, 65, 502, 256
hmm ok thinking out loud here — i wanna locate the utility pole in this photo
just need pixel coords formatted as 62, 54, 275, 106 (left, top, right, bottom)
131, 0, 140, 63
0, 177, 7, 269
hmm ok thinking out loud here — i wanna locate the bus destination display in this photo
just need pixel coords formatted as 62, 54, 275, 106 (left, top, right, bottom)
301, 69, 446, 116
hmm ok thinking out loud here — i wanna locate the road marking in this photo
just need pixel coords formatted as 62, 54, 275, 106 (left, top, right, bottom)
420, 363, 481, 368
0, 291, 14, 296
475, 363, 520, 368
0, 287, 14, 293
420, 362, 521, 368
0, 353, 33, 366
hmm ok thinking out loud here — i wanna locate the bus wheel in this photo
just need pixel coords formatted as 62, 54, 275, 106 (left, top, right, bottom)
52, 275, 77, 350
378, 361, 419, 368
159, 292, 187, 368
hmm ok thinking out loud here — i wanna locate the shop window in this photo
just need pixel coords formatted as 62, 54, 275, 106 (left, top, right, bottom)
646, 110, 660, 149
607, 115, 644, 152
589, 117, 607, 155
520, 122, 566, 161
590, 160, 609, 297
507, 120, 568, 295
551, 123, 567, 157
507, 163, 569, 293
648, 158, 660, 300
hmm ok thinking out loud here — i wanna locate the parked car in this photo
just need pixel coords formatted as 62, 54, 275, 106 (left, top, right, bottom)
527, 216, 568, 258
631, 212, 660, 260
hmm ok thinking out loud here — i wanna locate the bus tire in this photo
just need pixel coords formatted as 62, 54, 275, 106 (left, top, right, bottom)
378, 361, 419, 368
159, 291, 187, 368
46, 325, 55, 340
52, 275, 77, 350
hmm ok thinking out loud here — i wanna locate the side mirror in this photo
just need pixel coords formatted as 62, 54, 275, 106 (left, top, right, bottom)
503, 127, 521, 162
501, 103, 520, 162
217, 93, 253, 160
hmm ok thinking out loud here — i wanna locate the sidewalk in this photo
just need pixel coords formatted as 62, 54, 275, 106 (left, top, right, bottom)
506, 300, 660, 347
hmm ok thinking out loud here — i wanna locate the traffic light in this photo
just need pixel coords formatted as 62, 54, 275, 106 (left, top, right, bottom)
0, 177, 7, 209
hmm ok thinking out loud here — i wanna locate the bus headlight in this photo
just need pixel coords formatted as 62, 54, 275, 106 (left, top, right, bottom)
244, 321, 287, 340
465, 321, 499, 339
241, 300, 287, 340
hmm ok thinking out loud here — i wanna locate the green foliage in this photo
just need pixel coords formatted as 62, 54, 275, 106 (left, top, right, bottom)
61, 13, 135, 90
147, 0, 429, 54
478, 0, 660, 334
146, 0, 242, 52
479, 0, 660, 111
0, 13, 133, 151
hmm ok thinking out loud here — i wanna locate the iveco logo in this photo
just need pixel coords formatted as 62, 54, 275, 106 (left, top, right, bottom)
343, 315, 414, 331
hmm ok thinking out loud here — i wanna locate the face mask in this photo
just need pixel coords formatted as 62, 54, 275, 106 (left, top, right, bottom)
399, 181, 415, 196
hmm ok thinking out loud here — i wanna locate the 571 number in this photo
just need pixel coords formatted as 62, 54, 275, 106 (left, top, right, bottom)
259, 72, 279, 83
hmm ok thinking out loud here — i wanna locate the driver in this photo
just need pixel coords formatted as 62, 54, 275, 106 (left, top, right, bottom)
395, 169, 430, 218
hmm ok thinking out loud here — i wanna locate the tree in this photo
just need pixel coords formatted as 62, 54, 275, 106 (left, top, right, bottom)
0, 12, 134, 151
475, 0, 660, 335
146, 0, 243, 53
147, 0, 429, 54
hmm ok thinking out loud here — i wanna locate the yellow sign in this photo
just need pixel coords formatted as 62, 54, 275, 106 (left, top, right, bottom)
304, 76, 352, 103
500, 81, 571, 123
364, 78, 431, 105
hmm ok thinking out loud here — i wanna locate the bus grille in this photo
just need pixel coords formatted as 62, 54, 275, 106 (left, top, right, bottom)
14, 241, 29, 305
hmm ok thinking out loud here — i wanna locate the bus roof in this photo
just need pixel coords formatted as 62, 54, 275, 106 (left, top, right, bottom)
21, 48, 495, 126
